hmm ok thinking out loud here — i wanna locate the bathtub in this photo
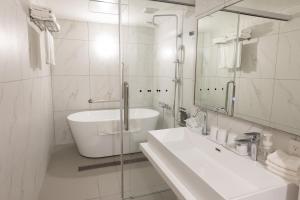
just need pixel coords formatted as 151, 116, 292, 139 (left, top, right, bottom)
67, 108, 160, 158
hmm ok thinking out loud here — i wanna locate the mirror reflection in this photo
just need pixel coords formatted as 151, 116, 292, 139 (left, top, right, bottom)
195, 0, 300, 135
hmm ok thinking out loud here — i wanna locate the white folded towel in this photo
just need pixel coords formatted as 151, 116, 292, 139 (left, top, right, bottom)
31, 11, 54, 20
266, 160, 299, 176
217, 41, 241, 69
267, 150, 300, 172
30, 4, 52, 13
45, 30, 56, 65
31, 11, 56, 21
267, 165, 299, 183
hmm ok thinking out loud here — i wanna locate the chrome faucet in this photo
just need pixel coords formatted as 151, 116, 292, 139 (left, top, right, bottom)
244, 132, 261, 161
193, 108, 208, 135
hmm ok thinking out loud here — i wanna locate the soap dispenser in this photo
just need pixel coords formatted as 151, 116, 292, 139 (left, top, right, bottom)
262, 133, 273, 160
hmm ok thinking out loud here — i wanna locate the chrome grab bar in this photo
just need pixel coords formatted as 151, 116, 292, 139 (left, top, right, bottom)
225, 80, 236, 116
123, 82, 129, 131
88, 98, 120, 103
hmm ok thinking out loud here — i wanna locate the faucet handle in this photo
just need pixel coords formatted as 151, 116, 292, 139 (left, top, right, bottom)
244, 132, 260, 142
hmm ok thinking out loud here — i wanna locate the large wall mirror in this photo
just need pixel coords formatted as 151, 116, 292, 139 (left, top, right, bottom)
194, 0, 300, 135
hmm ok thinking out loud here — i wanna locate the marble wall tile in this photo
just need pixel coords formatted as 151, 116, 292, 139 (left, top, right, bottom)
182, 78, 195, 111
238, 35, 278, 79
126, 26, 154, 45
271, 80, 300, 131
52, 76, 90, 111
182, 20, 197, 79
0, 0, 23, 82
152, 39, 177, 78
53, 39, 89, 75
90, 75, 120, 103
54, 111, 75, 145
152, 77, 175, 107
0, 81, 24, 200
124, 44, 153, 77
0, 1, 54, 200
235, 78, 274, 121
279, 5, 300, 33
22, 78, 54, 200
276, 30, 300, 79
89, 40, 119, 76
88, 22, 118, 42
199, 46, 218, 77
128, 76, 153, 108
54, 19, 88, 40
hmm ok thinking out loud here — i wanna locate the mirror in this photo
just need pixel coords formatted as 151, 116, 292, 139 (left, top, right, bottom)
194, 11, 240, 115
195, 0, 300, 136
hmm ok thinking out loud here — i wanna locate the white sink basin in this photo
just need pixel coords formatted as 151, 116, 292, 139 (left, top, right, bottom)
140, 127, 298, 200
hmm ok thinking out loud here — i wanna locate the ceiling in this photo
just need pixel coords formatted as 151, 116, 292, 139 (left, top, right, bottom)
41, 0, 190, 26
232, 0, 300, 14
197, 0, 300, 35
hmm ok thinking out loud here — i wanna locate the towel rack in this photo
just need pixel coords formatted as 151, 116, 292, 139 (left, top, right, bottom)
29, 10, 60, 32
88, 98, 120, 103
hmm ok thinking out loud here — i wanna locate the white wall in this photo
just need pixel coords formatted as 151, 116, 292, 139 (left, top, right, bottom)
0, 0, 54, 200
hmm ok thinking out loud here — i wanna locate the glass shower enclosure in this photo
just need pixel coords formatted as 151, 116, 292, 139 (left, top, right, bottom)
117, 0, 188, 199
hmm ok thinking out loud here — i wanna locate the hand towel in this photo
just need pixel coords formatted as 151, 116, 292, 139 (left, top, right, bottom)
31, 11, 56, 21
217, 44, 226, 69
266, 160, 299, 176
45, 30, 55, 65
224, 41, 236, 68
267, 165, 299, 183
223, 40, 241, 69
267, 150, 300, 172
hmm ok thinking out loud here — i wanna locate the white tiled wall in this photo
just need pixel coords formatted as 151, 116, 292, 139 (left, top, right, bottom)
52, 19, 155, 145
0, 0, 54, 200
235, 7, 300, 136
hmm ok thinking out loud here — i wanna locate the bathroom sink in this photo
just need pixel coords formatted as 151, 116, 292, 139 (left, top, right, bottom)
140, 128, 298, 200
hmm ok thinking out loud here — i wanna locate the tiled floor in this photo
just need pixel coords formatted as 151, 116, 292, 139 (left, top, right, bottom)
39, 144, 177, 200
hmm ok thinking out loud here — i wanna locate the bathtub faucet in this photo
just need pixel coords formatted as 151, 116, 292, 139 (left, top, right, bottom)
159, 102, 172, 110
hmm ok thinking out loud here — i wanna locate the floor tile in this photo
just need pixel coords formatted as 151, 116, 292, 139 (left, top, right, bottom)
39, 144, 177, 200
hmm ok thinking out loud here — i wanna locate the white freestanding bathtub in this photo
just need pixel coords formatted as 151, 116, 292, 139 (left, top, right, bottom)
67, 108, 159, 158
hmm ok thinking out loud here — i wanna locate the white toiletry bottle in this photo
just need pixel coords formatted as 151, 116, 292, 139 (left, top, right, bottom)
262, 133, 273, 160
251, 142, 257, 160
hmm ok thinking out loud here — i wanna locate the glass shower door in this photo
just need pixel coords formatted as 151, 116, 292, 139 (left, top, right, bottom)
119, 0, 186, 199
